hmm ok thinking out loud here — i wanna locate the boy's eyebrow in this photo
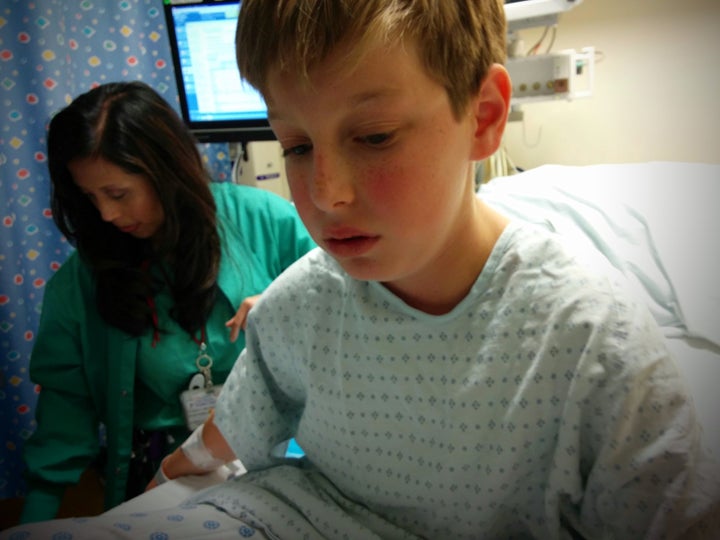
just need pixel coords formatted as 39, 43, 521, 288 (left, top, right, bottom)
267, 86, 402, 121
350, 87, 401, 106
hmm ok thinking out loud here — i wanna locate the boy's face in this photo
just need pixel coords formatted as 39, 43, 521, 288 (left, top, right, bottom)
266, 39, 489, 303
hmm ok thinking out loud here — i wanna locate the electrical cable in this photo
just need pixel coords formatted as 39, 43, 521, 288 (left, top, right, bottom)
527, 25, 550, 55
545, 25, 557, 53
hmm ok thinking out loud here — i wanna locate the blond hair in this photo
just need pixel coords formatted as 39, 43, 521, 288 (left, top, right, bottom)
235, 0, 506, 119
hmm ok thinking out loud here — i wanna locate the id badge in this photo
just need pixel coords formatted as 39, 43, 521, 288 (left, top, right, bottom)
180, 384, 222, 430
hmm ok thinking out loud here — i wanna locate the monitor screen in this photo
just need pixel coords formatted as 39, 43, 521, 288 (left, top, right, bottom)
163, 0, 274, 143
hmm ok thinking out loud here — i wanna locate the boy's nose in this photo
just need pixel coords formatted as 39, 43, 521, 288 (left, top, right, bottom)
310, 151, 355, 211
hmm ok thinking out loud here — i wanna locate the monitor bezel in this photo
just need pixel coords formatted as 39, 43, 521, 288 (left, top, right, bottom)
163, 0, 275, 144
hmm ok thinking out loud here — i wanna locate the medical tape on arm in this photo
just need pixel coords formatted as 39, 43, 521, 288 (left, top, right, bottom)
153, 456, 171, 485
181, 423, 225, 471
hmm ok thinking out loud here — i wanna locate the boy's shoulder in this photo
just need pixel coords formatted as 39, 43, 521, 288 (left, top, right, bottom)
276, 246, 340, 283
492, 221, 640, 311
255, 247, 343, 302
501, 220, 620, 280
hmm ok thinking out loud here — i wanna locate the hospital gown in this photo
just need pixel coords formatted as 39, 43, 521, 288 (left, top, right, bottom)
195, 221, 720, 539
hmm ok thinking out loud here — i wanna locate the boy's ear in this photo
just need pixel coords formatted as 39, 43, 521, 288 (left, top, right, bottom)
469, 64, 512, 161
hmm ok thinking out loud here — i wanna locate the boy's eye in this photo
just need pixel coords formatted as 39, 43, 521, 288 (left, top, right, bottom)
359, 132, 393, 146
282, 144, 313, 157
107, 191, 126, 200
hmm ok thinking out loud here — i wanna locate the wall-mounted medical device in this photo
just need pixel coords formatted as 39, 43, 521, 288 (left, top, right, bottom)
507, 47, 594, 106
232, 141, 291, 200
503, 0, 594, 115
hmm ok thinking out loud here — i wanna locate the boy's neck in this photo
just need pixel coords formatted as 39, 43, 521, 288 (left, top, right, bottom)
383, 197, 509, 316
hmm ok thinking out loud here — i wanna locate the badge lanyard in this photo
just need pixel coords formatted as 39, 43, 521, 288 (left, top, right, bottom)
143, 260, 213, 385
181, 326, 223, 430
142, 261, 222, 429
191, 327, 214, 389
146, 291, 214, 388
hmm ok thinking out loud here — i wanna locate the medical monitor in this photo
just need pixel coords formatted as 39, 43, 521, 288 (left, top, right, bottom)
163, 0, 273, 143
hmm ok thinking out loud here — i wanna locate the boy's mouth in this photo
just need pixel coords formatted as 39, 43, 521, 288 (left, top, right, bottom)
323, 231, 380, 258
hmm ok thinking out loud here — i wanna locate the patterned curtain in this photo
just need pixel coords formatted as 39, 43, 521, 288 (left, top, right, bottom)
0, 0, 232, 500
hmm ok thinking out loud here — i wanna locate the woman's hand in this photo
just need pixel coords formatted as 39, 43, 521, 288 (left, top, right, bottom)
225, 294, 261, 342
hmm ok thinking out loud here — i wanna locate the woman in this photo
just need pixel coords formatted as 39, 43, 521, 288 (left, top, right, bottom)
19, 81, 315, 523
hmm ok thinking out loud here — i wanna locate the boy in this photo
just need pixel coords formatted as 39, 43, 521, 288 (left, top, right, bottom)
5, 1, 718, 538
166, 1, 720, 537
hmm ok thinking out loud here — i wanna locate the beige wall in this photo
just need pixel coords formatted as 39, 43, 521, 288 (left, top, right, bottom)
502, 0, 720, 169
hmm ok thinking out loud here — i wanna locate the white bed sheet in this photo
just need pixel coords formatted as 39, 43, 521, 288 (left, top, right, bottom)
665, 336, 720, 461
102, 462, 244, 516
479, 162, 720, 347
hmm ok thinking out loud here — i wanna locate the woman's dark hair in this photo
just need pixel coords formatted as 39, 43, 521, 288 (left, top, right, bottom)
47, 81, 220, 337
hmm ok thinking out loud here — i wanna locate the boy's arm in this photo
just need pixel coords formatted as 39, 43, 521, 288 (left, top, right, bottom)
147, 411, 235, 490
571, 304, 720, 537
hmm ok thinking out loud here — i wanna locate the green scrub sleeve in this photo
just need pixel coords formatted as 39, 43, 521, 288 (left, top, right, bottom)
19, 481, 65, 523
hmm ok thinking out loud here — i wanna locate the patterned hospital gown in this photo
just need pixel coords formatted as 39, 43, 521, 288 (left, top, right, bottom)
196, 222, 719, 539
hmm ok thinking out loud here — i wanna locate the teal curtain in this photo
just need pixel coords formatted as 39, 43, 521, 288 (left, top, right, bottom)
0, 0, 232, 500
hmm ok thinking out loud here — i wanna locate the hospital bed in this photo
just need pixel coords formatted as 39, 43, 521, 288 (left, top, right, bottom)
106, 161, 720, 516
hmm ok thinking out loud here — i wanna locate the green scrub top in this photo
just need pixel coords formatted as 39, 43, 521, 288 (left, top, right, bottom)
20, 183, 316, 523
133, 280, 237, 430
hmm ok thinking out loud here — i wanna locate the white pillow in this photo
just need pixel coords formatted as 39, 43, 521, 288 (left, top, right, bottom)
480, 162, 720, 347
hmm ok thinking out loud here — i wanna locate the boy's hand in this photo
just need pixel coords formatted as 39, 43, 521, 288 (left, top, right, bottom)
145, 475, 161, 492
145, 411, 236, 492
144, 450, 189, 492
